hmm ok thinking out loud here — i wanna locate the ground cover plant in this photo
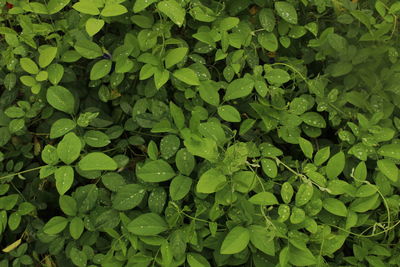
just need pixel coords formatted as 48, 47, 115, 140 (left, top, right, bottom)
1, 0, 400, 266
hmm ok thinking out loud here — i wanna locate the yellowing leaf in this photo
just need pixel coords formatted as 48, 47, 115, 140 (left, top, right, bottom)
2, 239, 22, 253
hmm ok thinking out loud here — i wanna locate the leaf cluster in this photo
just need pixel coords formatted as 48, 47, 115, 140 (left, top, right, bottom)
1, 0, 400, 266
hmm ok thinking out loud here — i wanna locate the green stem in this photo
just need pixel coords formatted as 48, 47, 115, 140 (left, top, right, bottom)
0, 166, 44, 181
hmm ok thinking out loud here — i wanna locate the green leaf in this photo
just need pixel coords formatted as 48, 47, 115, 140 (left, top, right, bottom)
232, 171, 257, 193
47, 63, 64, 85
134, 0, 158, 13
8, 213, 21, 231
220, 226, 250, 254
301, 112, 326, 128
328, 62, 353, 77
219, 17, 239, 31
281, 182, 294, 204
84, 130, 111, 147
157, 0, 185, 27
295, 183, 313, 207
350, 10, 371, 29
42, 145, 59, 165
59, 195, 77, 216
20, 58, 39, 74
187, 253, 211, 267
137, 160, 175, 182
4, 107, 25, 118
314, 146, 330, 166
173, 68, 200, 85
90, 59, 112, 80
50, 118, 76, 139
356, 185, 377, 197
72, 1, 100, 15
326, 151, 345, 179
139, 64, 155, 80
57, 132, 81, 165
69, 217, 84, 240
154, 69, 170, 89
266, 69, 291, 84
378, 144, 400, 160
298, 137, 313, 159
217, 105, 241, 122
328, 33, 347, 52
258, 32, 278, 52
85, 18, 104, 36
112, 184, 146, 210
46, 85, 75, 114
288, 245, 316, 266
101, 4, 128, 17
350, 194, 379, 213
169, 102, 185, 129
160, 135, 180, 159
323, 198, 348, 217
36, 71, 48, 81
224, 78, 254, 100
46, 0, 71, 14
321, 234, 347, 255
275, 1, 298, 24
148, 188, 167, 214
165, 47, 188, 68
377, 159, 398, 182
102, 172, 126, 192
74, 39, 103, 59
70, 247, 87, 267
197, 168, 226, 194
9, 119, 24, 133
198, 81, 220, 106
43, 216, 68, 235
4, 73, 17, 90
78, 152, 118, 171
259, 8, 275, 32
184, 135, 219, 162
290, 207, 305, 224
249, 192, 278, 205
248, 225, 275, 256
39, 47, 57, 68
55, 166, 74, 195
175, 148, 195, 175
261, 158, 277, 178
170, 175, 192, 201
127, 213, 168, 236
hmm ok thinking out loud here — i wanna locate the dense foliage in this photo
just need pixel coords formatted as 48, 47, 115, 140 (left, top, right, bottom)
1, 0, 400, 266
